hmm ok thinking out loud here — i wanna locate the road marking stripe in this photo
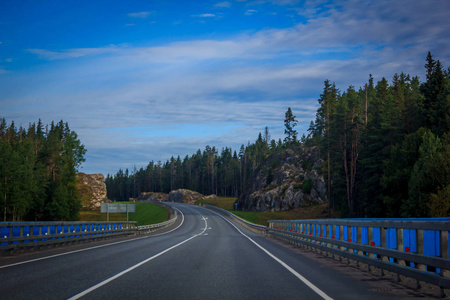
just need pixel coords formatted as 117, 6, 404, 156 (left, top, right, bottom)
209, 209, 334, 300
0, 206, 184, 270
67, 208, 208, 300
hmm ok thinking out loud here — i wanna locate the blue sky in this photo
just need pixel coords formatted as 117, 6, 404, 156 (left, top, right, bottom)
1, 0, 450, 176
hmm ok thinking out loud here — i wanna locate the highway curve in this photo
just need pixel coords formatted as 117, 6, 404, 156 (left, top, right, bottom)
0, 203, 401, 299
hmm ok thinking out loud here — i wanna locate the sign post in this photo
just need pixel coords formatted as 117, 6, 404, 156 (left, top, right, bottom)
101, 203, 136, 223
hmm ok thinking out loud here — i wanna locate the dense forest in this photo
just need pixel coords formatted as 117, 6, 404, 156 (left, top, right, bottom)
0, 120, 86, 221
106, 52, 450, 218
105, 127, 283, 202
2, 54, 447, 220
306, 52, 450, 217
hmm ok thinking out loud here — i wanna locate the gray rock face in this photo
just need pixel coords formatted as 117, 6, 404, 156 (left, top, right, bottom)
133, 192, 168, 202
236, 146, 326, 212
168, 189, 204, 204
77, 173, 108, 209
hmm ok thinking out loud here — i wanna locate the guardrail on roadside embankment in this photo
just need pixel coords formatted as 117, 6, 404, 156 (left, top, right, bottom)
0, 221, 137, 253
0, 201, 178, 253
267, 218, 450, 298
202, 204, 266, 234
202, 205, 450, 297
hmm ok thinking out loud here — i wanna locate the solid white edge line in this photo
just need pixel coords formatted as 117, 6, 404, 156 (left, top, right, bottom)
67, 206, 208, 300
208, 208, 334, 300
0, 206, 185, 270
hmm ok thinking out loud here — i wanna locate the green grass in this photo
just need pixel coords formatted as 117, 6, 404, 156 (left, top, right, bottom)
231, 211, 276, 225
129, 202, 169, 226
195, 197, 236, 210
80, 202, 169, 226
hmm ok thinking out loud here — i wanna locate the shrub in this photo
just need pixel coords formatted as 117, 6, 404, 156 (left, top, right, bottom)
302, 178, 313, 194
302, 160, 313, 172
263, 185, 277, 192
293, 182, 303, 189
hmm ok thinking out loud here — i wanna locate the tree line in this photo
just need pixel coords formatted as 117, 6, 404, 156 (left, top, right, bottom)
0, 119, 86, 221
306, 52, 450, 217
105, 100, 302, 202
105, 127, 288, 202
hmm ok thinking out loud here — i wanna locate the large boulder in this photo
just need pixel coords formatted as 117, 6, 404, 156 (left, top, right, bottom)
168, 189, 204, 204
133, 192, 168, 202
77, 173, 108, 209
236, 146, 326, 212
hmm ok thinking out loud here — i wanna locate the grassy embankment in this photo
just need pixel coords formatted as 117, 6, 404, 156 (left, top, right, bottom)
80, 202, 169, 226
196, 197, 336, 226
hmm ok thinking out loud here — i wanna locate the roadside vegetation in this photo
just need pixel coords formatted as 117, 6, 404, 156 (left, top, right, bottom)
196, 197, 237, 210
0, 120, 86, 221
80, 202, 169, 226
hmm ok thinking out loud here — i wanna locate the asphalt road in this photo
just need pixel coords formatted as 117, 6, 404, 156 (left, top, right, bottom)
0, 203, 405, 299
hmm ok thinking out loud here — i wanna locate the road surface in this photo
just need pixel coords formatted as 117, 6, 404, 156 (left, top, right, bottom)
0, 203, 404, 299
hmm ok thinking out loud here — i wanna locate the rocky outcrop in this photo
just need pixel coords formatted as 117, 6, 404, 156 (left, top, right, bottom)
167, 189, 205, 204
203, 194, 218, 200
236, 146, 326, 212
77, 173, 108, 209
133, 192, 168, 202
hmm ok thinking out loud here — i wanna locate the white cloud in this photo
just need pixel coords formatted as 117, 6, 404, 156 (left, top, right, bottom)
214, 1, 232, 8
27, 46, 121, 60
127, 11, 152, 18
192, 13, 216, 18
244, 9, 258, 15
245, 0, 300, 5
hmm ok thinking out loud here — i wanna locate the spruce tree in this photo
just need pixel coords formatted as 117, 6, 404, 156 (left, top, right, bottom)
284, 107, 298, 145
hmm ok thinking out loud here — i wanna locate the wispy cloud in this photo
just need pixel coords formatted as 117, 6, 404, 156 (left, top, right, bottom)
28, 1, 450, 65
244, 9, 258, 16
191, 13, 217, 18
5, 0, 450, 175
245, 0, 301, 5
27, 46, 121, 60
127, 11, 153, 18
214, 1, 232, 8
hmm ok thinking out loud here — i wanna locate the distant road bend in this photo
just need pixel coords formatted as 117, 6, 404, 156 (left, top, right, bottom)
0, 203, 402, 300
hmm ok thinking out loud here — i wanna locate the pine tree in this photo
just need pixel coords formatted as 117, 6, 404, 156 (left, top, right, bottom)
284, 107, 298, 145
316, 80, 338, 212
332, 86, 364, 216
421, 52, 449, 136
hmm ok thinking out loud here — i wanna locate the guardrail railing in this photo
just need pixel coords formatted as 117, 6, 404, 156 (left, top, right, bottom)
203, 205, 266, 234
1, 202, 179, 253
137, 208, 178, 233
267, 218, 450, 298
1, 221, 137, 253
